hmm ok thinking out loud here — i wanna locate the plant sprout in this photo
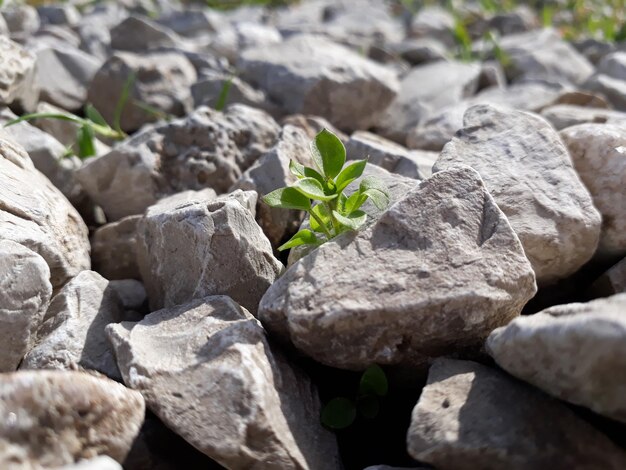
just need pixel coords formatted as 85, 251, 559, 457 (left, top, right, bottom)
262, 129, 390, 251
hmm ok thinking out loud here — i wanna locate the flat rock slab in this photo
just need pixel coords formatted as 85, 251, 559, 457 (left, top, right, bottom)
435, 104, 601, 286
107, 296, 341, 470
487, 294, 626, 423
407, 358, 626, 470
21, 271, 124, 381
259, 166, 536, 371
239, 34, 399, 132
0, 370, 144, 468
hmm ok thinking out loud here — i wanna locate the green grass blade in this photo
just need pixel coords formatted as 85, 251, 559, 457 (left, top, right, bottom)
215, 76, 234, 112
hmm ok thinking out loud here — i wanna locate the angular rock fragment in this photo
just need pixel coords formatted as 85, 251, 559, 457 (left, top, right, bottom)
91, 216, 142, 281
107, 296, 340, 470
259, 166, 536, 370
435, 105, 601, 285
0, 36, 38, 111
541, 104, 626, 130
588, 257, 626, 297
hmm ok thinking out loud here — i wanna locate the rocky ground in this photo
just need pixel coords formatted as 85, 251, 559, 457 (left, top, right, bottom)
0, 0, 625, 468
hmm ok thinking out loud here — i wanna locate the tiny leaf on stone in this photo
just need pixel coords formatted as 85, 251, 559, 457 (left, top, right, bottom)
311, 128, 346, 179
335, 159, 367, 193
278, 229, 318, 251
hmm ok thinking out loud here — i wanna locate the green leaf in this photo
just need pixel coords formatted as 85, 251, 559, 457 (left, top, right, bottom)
321, 398, 356, 430
357, 395, 380, 419
333, 210, 367, 231
309, 204, 331, 234
360, 177, 390, 210
343, 191, 368, 213
289, 160, 325, 185
113, 72, 136, 133
335, 159, 367, 193
310, 128, 345, 179
359, 364, 388, 397
4, 112, 86, 128
293, 178, 337, 202
278, 229, 318, 251
215, 76, 234, 112
76, 124, 96, 159
262, 187, 311, 211
85, 104, 109, 127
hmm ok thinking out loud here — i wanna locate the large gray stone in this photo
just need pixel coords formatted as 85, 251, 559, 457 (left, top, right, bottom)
0, 240, 52, 372
239, 34, 399, 131
21, 271, 124, 381
434, 105, 601, 285
407, 359, 626, 470
0, 370, 144, 468
107, 296, 341, 470
487, 294, 626, 424
560, 124, 626, 259
1, 4, 39, 41
0, 131, 90, 289
91, 216, 142, 281
110, 15, 181, 52
0, 36, 38, 111
76, 105, 280, 220
137, 191, 282, 314
259, 166, 536, 371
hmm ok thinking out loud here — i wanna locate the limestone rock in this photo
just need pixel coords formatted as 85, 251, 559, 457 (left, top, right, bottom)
407, 359, 626, 470
0, 131, 90, 289
434, 105, 601, 285
597, 51, 626, 81
583, 74, 626, 111
107, 296, 340, 470
76, 105, 280, 220
210, 21, 281, 63
91, 216, 142, 281
137, 191, 282, 314
59, 456, 123, 470
1, 4, 40, 41
487, 294, 626, 423
259, 166, 536, 370
37, 5, 80, 27
239, 35, 399, 131
560, 124, 626, 259
0, 240, 52, 372
108, 279, 148, 314
0, 36, 38, 111
110, 15, 181, 52
0, 370, 144, 467
541, 105, 626, 130
409, 6, 455, 47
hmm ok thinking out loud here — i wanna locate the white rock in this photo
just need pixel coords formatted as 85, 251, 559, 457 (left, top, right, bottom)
0, 36, 38, 111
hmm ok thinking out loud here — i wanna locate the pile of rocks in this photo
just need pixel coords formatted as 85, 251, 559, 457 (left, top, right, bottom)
0, 0, 625, 469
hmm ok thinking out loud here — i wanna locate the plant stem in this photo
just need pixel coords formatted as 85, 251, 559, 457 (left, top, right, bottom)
308, 209, 333, 239
326, 200, 340, 236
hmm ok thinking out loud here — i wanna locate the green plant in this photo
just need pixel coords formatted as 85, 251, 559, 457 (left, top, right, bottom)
262, 129, 390, 252
321, 365, 388, 430
453, 17, 474, 62
215, 76, 235, 112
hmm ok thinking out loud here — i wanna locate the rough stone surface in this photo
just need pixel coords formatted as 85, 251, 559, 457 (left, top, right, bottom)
108, 279, 148, 314
541, 104, 626, 130
259, 166, 536, 370
487, 294, 626, 423
91, 216, 142, 281
597, 51, 626, 81
76, 105, 280, 220
137, 190, 282, 314
239, 35, 399, 131
584, 74, 626, 111
107, 296, 341, 470
435, 105, 601, 285
0, 131, 90, 289
0, 370, 145, 468
1, 4, 40, 41
0, 36, 38, 111
87, 51, 197, 132
210, 21, 281, 63
0, 240, 52, 372
21, 271, 124, 380
407, 359, 626, 470
560, 124, 626, 259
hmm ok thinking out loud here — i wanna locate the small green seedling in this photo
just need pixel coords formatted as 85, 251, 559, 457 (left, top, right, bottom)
321, 365, 388, 430
215, 76, 235, 112
262, 129, 390, 251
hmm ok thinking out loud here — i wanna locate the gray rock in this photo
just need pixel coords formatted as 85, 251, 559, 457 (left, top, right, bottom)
588, 257, 626, 297
87, 51, 197, 132
583, 73, 626, 111
409, 6, 455, 47
0, 240, 52, 372
231, 125, 310, 248
35, 46, 101, 111
156, 8, 220, 38
137, 191, 282, 314
239, 34, 399, 132
560, 124, 626, 259
1, 4, 40, 41
37, 5, 80, 26
498, 28, 594, 85
0, 131, 90, 289
407, 358, 626, 470
110, 15, 181, 52
259, 166, 536, 371
107, 296, 341, 469
76, 105, 280, 220
0, 36, 38, 111
210, 21, 281, 62
108, 279, 148, 314
488, 5, 538, 36
487, 294, 626, 424
541, 105, 626, 130
434, 105, 601, 285
59, 456, 123, 470
21, 271, 124, 381
376, 60, 481, 143
0, 370, 145, 467
281, 113, 348, 142
391, 38, 448, 66
597, 51, 626, 81
91, 215, 142, 281
574, 37, 616, 65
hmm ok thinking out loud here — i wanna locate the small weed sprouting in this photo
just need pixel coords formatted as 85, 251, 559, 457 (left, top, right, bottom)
215, 76, 235, 112
321, 365, 388, 430
262, 128, 390, 252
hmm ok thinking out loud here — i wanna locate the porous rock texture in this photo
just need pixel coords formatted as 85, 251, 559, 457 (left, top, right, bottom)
259, 166, 537, 371
434, 104, 601, 285
107, 296, 341, 470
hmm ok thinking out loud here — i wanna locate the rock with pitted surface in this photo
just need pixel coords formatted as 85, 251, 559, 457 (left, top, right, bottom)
407, 358, 626, 470
76, 105, 280, 221
487, 294, 626, 424
0, 370, 145, 468
107, 296, 341, 470
259, 166, 536, 371
434, 104, 601, 285
0, 240, 52, 372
